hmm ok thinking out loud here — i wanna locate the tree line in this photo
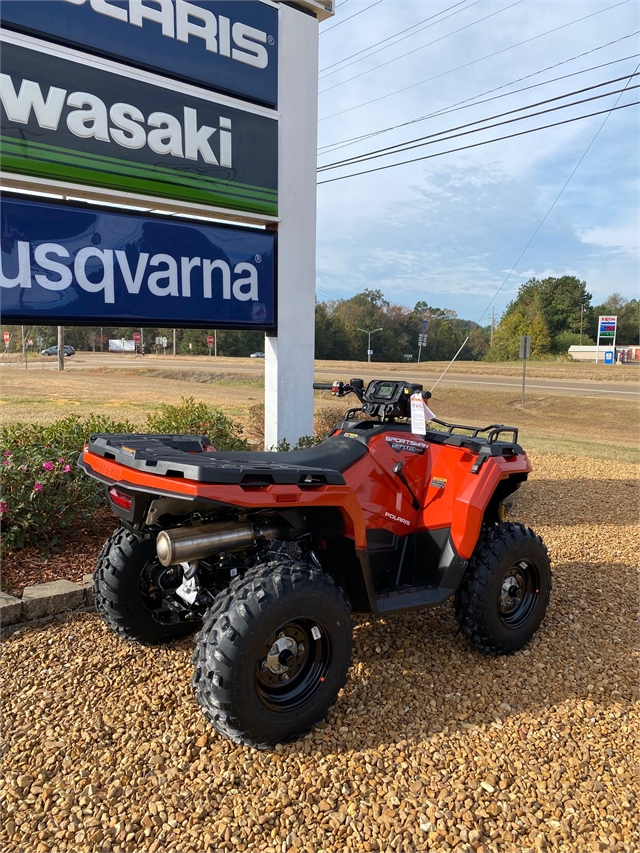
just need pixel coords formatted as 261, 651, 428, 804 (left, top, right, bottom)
3, 277, 636, 362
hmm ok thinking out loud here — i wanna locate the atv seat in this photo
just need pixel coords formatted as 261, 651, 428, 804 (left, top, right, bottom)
85, 434, 368, 485
212, 438, 368, 473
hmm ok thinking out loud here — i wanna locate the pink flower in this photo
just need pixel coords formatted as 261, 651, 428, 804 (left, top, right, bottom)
64, 465, 71, 473
0, 501, 7, 513
3, 459, 9, 466
3, 450, 11, 457
42, 461, 54, 471
58, 457, 65, 463
34, 482, 43, 491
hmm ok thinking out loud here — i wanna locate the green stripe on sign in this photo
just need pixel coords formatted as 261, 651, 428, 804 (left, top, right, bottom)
1, 137, 277, 216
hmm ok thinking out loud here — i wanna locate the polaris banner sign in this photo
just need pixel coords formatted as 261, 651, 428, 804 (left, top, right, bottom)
1, 196, 276, 330
0, 0, 278, 108
0, 36, 278, 217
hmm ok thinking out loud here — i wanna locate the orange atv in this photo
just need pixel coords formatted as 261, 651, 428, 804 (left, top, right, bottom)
80, 378, 550, 747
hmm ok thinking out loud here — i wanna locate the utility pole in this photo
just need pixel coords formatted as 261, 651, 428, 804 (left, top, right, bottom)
357, 327, 382, 363
580, 303, 585, 345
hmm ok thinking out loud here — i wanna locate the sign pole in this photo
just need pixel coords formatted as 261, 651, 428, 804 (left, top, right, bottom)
265, 3, 319, 450
519, 334, 531, 406
57, 326, 64, 372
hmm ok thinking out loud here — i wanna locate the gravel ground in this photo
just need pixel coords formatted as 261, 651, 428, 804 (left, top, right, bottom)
1, 453, 638, 853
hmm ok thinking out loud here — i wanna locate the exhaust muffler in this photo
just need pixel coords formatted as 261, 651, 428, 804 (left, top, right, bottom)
156, 520, 280, 566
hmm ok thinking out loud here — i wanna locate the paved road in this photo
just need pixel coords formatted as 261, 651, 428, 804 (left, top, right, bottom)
15, 353, 640, 400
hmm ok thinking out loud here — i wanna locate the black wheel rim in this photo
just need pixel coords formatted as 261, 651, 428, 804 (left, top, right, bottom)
255, 618, 332, 712
498, 559, 540, 628
139, 559, 184, 624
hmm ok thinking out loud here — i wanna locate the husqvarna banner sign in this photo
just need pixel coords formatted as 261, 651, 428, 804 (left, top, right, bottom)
0, 38, 278, 217
1, 197, 276, 330
0, 0, 278, 108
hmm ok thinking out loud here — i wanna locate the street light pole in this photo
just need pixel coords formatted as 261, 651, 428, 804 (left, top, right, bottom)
357, 327, 382, 363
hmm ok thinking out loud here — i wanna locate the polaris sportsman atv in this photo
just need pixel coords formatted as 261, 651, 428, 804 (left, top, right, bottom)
80, 378, 551, 747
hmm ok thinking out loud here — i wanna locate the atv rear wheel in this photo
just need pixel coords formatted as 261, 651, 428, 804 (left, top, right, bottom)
455, 522, 551, 655
94, 527, 196, 645
192, 560, 353, 748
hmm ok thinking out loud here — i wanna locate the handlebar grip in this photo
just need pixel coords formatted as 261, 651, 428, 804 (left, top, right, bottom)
313, 382, 334, 390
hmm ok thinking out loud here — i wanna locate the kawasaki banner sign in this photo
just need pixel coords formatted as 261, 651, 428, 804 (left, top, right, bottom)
1, 196, 276, 330
0, 0, 278, 108
0, 36, 278, 217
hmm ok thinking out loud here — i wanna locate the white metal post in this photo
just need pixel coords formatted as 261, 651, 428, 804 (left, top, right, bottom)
264, 4, 319, 450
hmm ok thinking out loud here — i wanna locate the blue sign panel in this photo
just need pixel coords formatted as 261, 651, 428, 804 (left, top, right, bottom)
1, 197, 276, 330
0, 0, 278, 108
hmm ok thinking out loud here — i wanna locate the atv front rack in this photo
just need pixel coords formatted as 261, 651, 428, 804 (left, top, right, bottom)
430, 418, 519, 445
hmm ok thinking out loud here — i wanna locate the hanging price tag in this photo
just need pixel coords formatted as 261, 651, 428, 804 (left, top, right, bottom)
410, 393, 436, 435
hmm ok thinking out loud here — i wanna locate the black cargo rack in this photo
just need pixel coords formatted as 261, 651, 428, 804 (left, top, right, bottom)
430, 418, 519, 445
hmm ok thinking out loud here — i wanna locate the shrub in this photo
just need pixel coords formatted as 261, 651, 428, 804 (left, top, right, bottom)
244, 403, 352, 449
144, 397, 250, 451
1, 414, 135, 550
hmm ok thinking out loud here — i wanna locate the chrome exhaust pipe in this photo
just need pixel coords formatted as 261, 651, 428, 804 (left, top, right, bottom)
156, 520, 280, 567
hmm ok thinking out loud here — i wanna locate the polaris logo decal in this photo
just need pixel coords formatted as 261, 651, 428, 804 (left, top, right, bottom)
0, 0, 279, 107
384, 512, 410, 526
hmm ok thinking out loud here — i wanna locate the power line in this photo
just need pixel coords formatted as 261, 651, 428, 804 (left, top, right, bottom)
317, 38, 640, 155
318, 74, 639, 172
319, 0, 632, 119
319, 0, 474, 77
475, 62, 640, 325
319, 0, 524, 94
316, 99, 638, 185
320, 0, 384, 35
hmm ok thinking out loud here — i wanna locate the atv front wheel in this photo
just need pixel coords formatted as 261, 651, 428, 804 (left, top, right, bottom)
455, 522, 551, 655
192, 561, 353, 747
94, 527, 197, 645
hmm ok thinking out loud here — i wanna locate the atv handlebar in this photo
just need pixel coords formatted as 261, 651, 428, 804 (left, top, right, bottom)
312, 382, 335, 391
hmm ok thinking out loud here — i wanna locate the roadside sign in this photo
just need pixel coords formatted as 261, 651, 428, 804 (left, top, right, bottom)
368, 349, 373, 356
596, 315, 617, 363
133, 332, 141, 343
1, 38, 278, 217
189, 343, 193, 350
37, 336, 43, 346
1, 0, 279, 108
207, 335, 214, 346
421, 318, 428, 333
3, 332, 10, 344
604, 350, 614, 364
2, 197, 276, 330
27, 339, 32, 346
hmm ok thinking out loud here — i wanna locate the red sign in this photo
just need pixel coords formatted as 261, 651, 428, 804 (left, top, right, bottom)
133, 332, 141, 342
3, 332, 9, 344
207, 335, 214, 346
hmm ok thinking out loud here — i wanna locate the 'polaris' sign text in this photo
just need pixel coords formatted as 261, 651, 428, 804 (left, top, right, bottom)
0, 38, 278, 217
1, 197, 276, 330
0, 0, 278, 108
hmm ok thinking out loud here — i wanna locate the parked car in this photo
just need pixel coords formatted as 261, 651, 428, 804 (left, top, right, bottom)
42, 345, 76, 357
250, 351, 265, 358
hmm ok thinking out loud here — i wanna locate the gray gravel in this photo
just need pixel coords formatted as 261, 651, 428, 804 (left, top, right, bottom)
1, 453, 638, 853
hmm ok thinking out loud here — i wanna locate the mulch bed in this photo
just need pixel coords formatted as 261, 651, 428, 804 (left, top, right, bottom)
1, 508, 117, 597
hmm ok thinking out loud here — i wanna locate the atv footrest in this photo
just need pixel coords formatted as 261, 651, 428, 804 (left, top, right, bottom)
375, 585, 453, 613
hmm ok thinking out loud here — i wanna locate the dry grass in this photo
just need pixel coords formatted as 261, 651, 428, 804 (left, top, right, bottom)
1, 362, 638, 462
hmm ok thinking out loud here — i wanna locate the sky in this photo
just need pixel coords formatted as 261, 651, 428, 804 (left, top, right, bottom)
315, 0, 639, 324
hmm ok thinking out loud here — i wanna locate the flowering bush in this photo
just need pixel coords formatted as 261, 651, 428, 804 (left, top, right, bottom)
1, 414, 135, 550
